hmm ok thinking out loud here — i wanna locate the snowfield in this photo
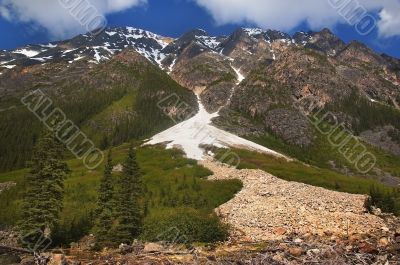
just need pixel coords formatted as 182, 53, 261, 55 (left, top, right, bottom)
146, 67, 288, 161
13, 49, 41, 57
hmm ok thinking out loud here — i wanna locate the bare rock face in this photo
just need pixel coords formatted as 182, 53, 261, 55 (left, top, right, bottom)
171, 46, 237, 112
306, 28, 346, 56
220, 28, 275, 75
360, 126, 400, 156
212, 107, 265, 137
263, 46, 349, 105
264, 108, 313, 147
336, 41, 386, 67
201, 160, 387, 242
217, 35, 400, 153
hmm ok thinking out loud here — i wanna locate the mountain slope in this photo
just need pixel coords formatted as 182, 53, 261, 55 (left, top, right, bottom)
0, 49, 196, 172
0, 26, 399, 183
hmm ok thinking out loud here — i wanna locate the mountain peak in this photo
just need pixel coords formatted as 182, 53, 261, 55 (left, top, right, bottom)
242, 27, 264, 36
181, 28, 209, 38
319, 28, 334, 36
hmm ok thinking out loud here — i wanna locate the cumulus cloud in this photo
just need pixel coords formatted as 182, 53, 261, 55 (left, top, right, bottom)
193, 0, 400, 37
0, 0, 146, 38
106, 0, 146, 12
378, 1, 400, 38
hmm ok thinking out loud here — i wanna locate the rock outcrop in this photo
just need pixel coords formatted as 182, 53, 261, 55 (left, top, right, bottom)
0, 182, 16, 194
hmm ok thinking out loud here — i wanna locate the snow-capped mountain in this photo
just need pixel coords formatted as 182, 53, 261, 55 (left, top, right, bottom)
0, 27, 173, 71
0, 27, 319, 74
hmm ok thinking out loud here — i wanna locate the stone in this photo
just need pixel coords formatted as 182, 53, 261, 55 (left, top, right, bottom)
372, 207, 382, 215
358, 242, 377, 254
307, 249, 320, 256
0, 181, 16, 194
78, 235, 96, 251
274, 227, 287, 236
345, 245, 353, 252
243, 236, 253, 242
119, 243, 133, 254
278, 243, 288, 250
20, 256, 36, 265
143, 243, 164, 253
112, 163, 123, 172
289, 247, 303, 256
272, 254, 284, 262
381, 226, 389, 232
294, 238, 303, 243
378, 237, 389, 247
349, 234, 362, 243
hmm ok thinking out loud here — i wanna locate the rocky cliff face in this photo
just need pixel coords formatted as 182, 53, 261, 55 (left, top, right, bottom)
170, 45, 236, 112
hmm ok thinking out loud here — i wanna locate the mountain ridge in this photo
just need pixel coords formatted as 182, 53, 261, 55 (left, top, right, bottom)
2, 26, 399, 74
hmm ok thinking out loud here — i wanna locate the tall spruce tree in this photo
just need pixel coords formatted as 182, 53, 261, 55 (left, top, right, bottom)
113, 145, 143, 244
93, 149, 114, 245
19, 129, 69, 245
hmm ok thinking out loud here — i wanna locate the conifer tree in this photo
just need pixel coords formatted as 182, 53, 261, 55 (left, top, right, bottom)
93, 149, 114, 245
113, 145, 143, 244
19, 130, 69, 245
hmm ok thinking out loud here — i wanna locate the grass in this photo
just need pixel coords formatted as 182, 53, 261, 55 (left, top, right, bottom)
215, 147, 385, 194
0, 143, 242, 244
247, 123, 400, 179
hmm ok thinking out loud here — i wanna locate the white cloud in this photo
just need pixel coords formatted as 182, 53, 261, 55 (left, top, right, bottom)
0, 0, 146, 38
193, 0, 400, 37
106, 0, 146, 12
0, 6, 11, 20
378, 2, 400, 38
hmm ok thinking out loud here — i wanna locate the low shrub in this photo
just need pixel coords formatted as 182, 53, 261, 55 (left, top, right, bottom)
140, 208, 228, 243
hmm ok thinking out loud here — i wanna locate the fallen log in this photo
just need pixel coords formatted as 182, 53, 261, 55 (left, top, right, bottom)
0, 244, 32, 254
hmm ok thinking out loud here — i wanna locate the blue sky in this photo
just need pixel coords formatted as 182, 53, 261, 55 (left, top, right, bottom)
0, 0, 399, 58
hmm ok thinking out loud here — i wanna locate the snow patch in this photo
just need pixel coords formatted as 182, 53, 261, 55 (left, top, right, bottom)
243, 28, 264, 36
0, 60, 14, 65
13, 49, 40, 57
146, 92, 287, 161
168, 58, 177, 73
40, 43, 57, 48
196, 36, 221, 49
63, 48, 78, 54
125, 27, 169, 48
68, 55, 86, 63
2, 65, 16, 69
232, 66, 245, 84
105, 31, 117, 36
31, 56, 53, 62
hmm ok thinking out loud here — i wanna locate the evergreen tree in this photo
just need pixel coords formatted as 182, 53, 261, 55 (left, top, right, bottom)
93, 149, 114, 246
113, 145, 143, 244
19, 130, 69, 246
